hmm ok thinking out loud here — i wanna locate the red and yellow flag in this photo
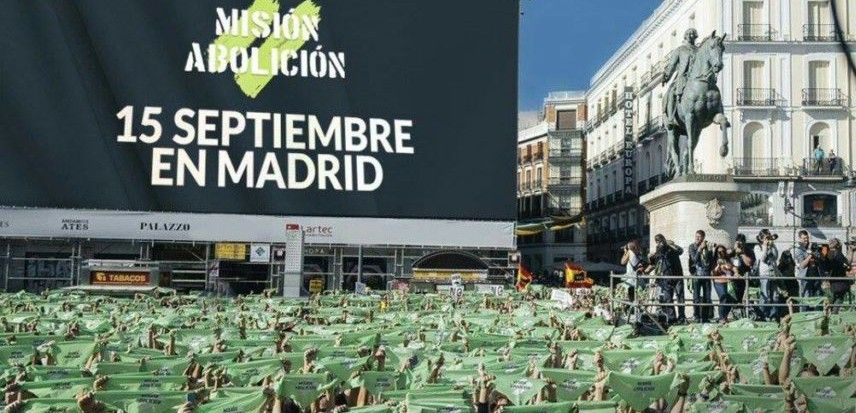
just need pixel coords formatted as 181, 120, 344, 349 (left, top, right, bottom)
516, 264, 533, 291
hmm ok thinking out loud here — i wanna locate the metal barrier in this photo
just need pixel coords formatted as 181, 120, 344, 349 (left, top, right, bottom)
607, 271, 855, 329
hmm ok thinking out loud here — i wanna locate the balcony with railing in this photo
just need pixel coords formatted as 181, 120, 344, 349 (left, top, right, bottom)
532, 151, 544, 162
801, 157, 845, 177
548, 148, 574, 159
803, 24, 839, 42
802, 88, 846, 107
737, 24, 775, 41
609, 102, 618, 117
547, 177, 582, 192
647, 175, 661, 190
609, 142, 626, 160
736, 88, 779, 106
732, 158, 780, 176
532, 179, 542, 192
637, 116, 664, 140
638, 180, 649, 195
638, 59, 668, 92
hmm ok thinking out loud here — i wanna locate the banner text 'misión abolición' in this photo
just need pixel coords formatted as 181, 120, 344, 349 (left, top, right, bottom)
0, 0, 518, 220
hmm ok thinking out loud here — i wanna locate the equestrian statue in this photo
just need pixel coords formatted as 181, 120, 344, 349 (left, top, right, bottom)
661, 28, 730, 177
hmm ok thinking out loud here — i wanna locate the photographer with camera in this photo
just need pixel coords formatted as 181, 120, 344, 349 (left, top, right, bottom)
792, 230, 822, 301
648, 233, 685, 324
687, 230, 714, 323
753, 229, 780, 321
818, 238, 852, 306
729, 234, 754, 315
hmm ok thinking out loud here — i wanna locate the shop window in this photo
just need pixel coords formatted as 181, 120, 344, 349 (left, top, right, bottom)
803, 193, 838, 227
739, 192, 772, 226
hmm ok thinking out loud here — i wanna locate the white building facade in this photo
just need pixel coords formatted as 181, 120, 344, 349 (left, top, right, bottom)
518, 92, 587, 272
585, 0, 856, 261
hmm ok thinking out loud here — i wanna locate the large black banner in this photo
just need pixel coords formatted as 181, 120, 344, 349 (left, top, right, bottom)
0, 0, 517, 220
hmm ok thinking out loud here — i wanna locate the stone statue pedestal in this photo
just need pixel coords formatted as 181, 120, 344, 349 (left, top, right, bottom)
640, 176, 746, 272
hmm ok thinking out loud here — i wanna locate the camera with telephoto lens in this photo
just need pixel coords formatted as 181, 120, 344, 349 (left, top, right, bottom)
809, 243, 823, 260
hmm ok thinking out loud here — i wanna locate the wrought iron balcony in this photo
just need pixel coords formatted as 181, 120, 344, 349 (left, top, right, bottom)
801, 157, 845, 177
637, 116, 665, 139
736, 88, 778, 106
638, 180, 649, 195
803, 24, 839, 42
648, 176, 660, 190
547, 176, 582, 187
737, 24, 774, 41
802, 88, 846, 107
548, 148, 574, 159
733, 157, 780, 176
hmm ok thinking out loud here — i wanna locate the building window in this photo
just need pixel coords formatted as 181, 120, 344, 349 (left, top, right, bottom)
808, 61, 830, 90
739, 192, 772, 226
742, 122, 765, 159
556, 110, 577, 130
802, 193, 838, 227
809, 122, 832, 160
555, 228, 574, 243
743, 60, 765, 89
806, 1, 832, 41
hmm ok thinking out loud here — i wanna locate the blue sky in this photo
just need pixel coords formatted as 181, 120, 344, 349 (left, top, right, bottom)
518, 0, 661, 113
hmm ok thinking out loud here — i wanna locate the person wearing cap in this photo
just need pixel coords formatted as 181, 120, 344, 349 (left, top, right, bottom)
753, 229, 779, 321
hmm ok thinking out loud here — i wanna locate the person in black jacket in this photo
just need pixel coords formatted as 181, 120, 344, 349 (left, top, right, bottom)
649, 233, 685, 323
687, 230, 715, 323
820, 238, 852, 305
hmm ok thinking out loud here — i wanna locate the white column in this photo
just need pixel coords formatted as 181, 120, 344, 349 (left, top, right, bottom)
781, 0, 791, 40
722, 0, 733, 35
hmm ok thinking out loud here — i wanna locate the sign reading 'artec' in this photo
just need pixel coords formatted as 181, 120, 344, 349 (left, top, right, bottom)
90, 271, 150, 286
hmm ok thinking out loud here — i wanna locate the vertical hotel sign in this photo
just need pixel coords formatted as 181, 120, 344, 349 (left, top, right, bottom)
622, 87, 635, 196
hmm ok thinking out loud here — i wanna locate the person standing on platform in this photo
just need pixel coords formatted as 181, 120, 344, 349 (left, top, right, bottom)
649, 233, 685, 324
793, 230, 821, 303
820, 238, 852, 306
687, 230, 714, 323
754, 229, 780, 321
729, 234, 754, 317
620, 239, 645, 306
712, 245, 736, 323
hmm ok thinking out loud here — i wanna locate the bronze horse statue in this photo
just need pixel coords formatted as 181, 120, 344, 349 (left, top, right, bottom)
665, 31, 730, 176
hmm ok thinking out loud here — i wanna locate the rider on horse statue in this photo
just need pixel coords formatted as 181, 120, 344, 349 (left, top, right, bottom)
662, 28, 698, 132
658, 28, 730, 177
